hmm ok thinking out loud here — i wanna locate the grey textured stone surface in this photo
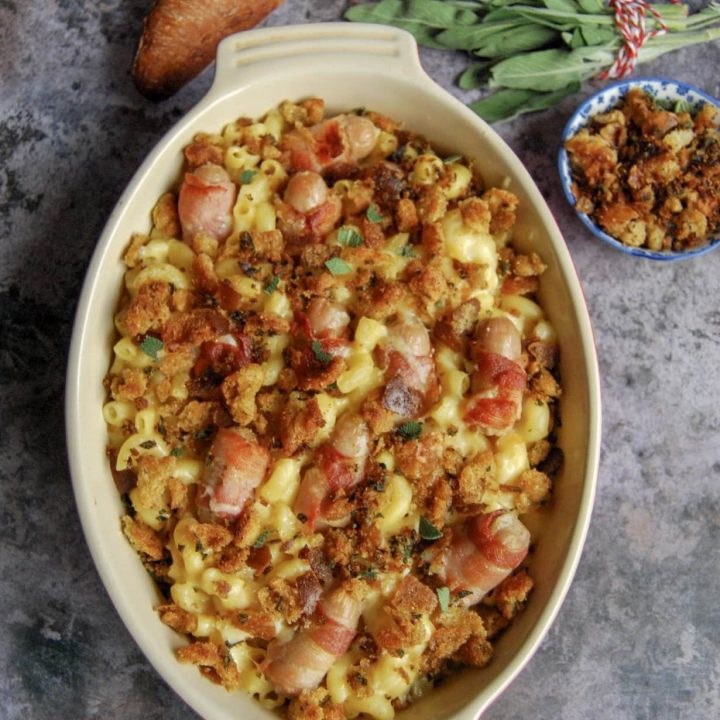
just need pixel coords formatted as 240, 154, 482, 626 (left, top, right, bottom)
1, 1, 719, 719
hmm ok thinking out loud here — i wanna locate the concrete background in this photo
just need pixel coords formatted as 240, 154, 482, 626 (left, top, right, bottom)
1, 1, 718, 718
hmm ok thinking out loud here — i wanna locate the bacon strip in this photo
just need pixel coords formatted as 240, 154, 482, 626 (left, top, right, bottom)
472, 351, 527, 391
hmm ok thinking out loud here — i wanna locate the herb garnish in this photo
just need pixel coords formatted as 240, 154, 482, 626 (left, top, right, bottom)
311, 340, 333, 366
264, 275, 280, 295
139, 335, 163, 360
170, 447, 184, 458
366, 204, 384, 223
419, 516, 443, 541
338, 226, 364, 247
325, 257, 352, 275
399, 244, 416, 258
139, 440, 156, 449
397, 421, 423, 441
358, 566, 378, 580
253, 530, 274, 549
239, 169, 257, 184
195, 540, 208, 559
346, 0, 720, 123
437, 586, 450, 613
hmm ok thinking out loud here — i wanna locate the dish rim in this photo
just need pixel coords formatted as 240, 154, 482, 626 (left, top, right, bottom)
66, 21, 602, 720
558, 76, 720, 261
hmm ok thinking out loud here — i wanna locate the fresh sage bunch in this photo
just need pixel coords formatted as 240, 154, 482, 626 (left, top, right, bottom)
345, 0, 720, 122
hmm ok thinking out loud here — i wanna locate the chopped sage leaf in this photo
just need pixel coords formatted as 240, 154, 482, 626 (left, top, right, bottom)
264, 275, 280, 295
325, 257, 352, 275
338, 226, 364, 247
311, 340, 333, 366
253, 530, 274, 549
437, 586, 450, 613
397, 421, 423, 441
366, 204, 384, 223
419, 516, 443, 541
358, 566, 378, 580
140, 335, 163, 360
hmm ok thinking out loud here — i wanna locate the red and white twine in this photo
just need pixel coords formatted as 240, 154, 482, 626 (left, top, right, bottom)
599, 0, 680, 80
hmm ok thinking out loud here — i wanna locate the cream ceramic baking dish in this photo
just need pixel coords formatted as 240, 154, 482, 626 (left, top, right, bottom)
66, 22, 601, 720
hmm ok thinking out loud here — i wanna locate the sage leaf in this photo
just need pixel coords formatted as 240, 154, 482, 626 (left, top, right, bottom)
458, 61, 492, 89
512, 6, 614, 31
437, 586, 450, 612
325, 257, 352, 275
577, 0, 606, 14
580, 25, 616, 46
470, 81, 580, 122
345, 1, 446, 47
345, 0, 720, 123
405, 0, 478, 28
436, 20, 522, 50
469, 88, 536, 123
577, 0, 608, 15
489, 48, 595, 91
543, 0, 580, 13
140, 335, 163, 360
568, 27, 586, 48
419, 516, 443, 541
473, 24, 558, 58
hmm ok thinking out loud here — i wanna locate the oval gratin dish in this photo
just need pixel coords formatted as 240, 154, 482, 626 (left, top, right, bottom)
66, 23, 601, 720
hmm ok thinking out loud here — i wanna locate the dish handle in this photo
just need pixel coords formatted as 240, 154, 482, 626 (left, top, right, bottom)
209, 22, 425, 98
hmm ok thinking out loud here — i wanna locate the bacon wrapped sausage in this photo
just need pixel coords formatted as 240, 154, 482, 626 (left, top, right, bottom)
199, 428, 269, 519
465, 317, 527, 434
443, 510, 530, 607
178, 163, 236, 243
262, 580, 366, 695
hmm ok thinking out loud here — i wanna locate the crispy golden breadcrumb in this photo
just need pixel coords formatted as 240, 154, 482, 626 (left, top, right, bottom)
566, 87, 720, 251
495, 570, 534, 619
221, 364, 264, 426
457, 449, 496, 506
121, 516, 165, 560
152, 193, 181, 239
157, 603, 198, 634
288, 689, 345, 720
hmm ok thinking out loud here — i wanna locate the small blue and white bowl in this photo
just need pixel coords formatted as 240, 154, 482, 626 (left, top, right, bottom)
558, 77, 720, 261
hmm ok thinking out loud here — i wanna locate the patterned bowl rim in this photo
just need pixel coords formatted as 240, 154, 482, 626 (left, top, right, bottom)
557, 76, 720, 261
